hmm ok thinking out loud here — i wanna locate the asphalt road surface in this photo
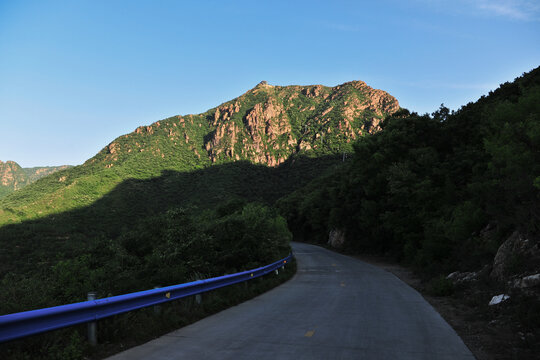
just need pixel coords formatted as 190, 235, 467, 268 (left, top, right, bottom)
107, 242, 474, 359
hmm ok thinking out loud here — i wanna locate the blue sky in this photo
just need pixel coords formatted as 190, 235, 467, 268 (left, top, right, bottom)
1, 0, 539, 167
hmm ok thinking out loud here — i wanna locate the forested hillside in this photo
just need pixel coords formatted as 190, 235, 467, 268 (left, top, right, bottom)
278, 68, 540, 355
279, 66, 540, 274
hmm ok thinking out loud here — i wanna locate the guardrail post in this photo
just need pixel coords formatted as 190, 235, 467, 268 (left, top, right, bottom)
153, 286, 162, 315
194, 277, 202, 305
87, 292, 97, 346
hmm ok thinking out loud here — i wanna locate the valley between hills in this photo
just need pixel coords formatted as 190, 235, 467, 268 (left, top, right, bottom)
2, 69, 540, 359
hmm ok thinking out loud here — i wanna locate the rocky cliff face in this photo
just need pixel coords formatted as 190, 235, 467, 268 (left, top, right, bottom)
0, 160, 27, 191
203, 80, 398, 166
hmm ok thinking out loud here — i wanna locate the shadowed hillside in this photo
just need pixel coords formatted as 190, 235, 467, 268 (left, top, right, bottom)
0, 155, 345, 309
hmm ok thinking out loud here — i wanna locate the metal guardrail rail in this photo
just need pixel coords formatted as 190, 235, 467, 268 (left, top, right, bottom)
0, 253, 293, 343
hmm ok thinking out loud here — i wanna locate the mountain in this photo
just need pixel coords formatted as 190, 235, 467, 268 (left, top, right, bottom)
0, 160, 70, 199
0, 80, 398, 225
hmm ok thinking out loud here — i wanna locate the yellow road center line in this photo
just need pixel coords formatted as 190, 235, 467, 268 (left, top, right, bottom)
332, 263, 337, 267
305, 330, 315, 337
340, 282, 346, 287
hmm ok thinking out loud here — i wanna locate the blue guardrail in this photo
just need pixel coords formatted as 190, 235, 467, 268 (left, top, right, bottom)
0, 253, 293, 343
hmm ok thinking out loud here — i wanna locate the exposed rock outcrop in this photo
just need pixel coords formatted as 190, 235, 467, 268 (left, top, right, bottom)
491, 230, 540, 282
512, 273, 540, 289
447, 265, 491, 285
0, 160, 26, 190
203, 80, 399, 166
448, 271, 480, 284
328, 229, 346, 249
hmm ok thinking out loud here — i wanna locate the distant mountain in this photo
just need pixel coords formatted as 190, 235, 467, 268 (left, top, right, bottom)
23, 165, 72, 183
0, 80, 399, 224
0, 160, 70, 199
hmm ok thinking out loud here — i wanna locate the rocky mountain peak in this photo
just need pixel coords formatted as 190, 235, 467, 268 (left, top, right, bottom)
251, 80, 274, 93
0, 160, 26, 192
202, 80, 398, 166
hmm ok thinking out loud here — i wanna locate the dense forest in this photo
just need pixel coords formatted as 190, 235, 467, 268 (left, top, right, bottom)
277, 68, 540, 357
1, 198, 294, 359
279, 66, 540, 276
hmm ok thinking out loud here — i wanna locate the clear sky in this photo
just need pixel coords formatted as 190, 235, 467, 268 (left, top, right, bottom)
1, 0, 539, 167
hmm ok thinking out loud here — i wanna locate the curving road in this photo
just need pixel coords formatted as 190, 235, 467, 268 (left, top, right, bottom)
107, 242, 474, 359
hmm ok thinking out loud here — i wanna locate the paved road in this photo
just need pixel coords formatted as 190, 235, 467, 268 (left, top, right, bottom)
107, 242, 474, 359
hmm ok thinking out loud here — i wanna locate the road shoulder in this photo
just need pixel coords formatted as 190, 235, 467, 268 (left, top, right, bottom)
351, 253, 537, 360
